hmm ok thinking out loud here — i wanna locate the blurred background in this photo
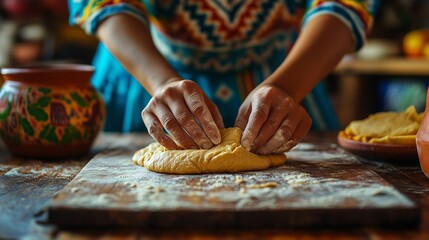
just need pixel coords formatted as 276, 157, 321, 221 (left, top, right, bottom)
0, 0, 428, 128
0, 0, 97, 68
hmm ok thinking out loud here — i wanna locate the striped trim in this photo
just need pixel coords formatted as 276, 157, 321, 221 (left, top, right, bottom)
336, 0, 372, 29
302, 2, 366, 50
80, 3, 149, 34
310, 0, 373, 30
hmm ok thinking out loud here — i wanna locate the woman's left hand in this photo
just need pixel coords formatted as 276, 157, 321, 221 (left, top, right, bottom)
235, 84, 312, 154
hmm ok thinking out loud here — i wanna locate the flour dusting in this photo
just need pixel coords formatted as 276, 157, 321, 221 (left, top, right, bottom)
53, 144, 414, 211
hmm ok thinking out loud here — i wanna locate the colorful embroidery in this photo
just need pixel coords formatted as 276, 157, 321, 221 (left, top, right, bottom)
215, 84, 233, 102
68, 0, 377, 130
70, 0, 376, 72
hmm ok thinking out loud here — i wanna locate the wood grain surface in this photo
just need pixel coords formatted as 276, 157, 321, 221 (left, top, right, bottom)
0, 145, 89, 239
47, 142, 419, 229
2, 132, 429, 239
0, 133, 152, 239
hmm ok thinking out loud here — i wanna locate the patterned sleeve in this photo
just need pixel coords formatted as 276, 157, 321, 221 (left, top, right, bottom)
302, 0, 379, 51
68, 0, 149, 35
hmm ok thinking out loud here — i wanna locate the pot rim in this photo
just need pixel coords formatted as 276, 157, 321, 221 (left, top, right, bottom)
1, 64, 94, 75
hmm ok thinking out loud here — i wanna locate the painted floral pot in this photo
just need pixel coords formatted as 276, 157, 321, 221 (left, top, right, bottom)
0, 64, 105, 158
417, 87, 429, 178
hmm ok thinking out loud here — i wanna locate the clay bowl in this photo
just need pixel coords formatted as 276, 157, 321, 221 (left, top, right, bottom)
337, 134, 418, 161
0, 64, 105, 158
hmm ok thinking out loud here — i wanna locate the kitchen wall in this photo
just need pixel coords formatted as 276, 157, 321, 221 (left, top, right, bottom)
0, 0, 98, 68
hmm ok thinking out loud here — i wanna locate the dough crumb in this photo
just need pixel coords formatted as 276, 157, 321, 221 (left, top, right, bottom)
235, 176, 245, 185
145, 185, 164, 193
124, 182, 137, 188
247, 182, 279, 189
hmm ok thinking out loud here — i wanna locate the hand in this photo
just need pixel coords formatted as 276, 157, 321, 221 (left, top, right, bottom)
142, 79, 224, 150
235, 84, 311, 154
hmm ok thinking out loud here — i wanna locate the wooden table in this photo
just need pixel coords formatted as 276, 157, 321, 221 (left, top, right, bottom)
1, 132, 429, 239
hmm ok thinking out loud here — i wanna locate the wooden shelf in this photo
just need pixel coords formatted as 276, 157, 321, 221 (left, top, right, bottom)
332, 57, 429, 127
335, 57, 429, 76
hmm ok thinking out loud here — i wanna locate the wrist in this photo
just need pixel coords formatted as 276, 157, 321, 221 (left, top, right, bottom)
153, 76, 183, 95
259, 80, 295, 101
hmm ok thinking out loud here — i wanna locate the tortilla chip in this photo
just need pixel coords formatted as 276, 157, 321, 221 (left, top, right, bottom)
340, 106, 423, 145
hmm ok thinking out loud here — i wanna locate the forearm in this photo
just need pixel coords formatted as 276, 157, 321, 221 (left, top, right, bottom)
263, 14, 354, 102
96, 14, 181, 95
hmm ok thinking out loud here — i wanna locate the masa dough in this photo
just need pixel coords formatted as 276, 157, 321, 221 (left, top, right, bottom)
340, 106, 423, 145
133, 127, 287, 174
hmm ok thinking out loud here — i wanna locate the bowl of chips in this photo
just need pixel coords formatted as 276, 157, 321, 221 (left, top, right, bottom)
338, 106, 422, 160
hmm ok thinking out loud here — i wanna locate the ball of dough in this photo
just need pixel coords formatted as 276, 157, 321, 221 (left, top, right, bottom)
132, 127, 287, 174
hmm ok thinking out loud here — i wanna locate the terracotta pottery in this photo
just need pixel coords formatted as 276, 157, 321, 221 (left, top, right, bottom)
417, 87, 429, 177
338, 134, 417, 161
0, 64, 105, 158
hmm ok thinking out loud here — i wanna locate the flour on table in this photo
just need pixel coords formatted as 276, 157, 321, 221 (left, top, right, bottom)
54, 144, 414, 211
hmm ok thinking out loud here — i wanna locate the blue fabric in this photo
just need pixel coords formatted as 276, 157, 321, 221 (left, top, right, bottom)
68, 1, 149, 35
69, 0, 377, 132
302, 2, 365, 51
92, 42, 340, 132
92, 44, 150, 132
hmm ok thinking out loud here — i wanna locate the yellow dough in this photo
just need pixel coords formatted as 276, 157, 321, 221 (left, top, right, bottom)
132, 127, 287, 174
340, 106, 423, 145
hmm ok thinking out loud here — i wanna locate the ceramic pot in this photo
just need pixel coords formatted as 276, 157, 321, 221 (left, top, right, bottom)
417, 87, 429, 177
0, 64, 105, 158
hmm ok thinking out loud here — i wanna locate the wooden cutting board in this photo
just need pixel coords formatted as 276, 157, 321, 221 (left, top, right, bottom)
47, 143, 420, 228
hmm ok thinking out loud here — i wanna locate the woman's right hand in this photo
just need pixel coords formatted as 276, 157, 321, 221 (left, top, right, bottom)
142, 79, 224, 150
96, 15, 223, 149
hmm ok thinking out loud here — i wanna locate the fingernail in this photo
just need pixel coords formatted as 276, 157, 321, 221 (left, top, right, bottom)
244, 145, 251, 152
202, 142, 212, 149
257, 147, 269, 155
209, 131, 221, 145
259, 151, 269, 155
213, 135, 221, 145
250, 144, 257, 152
210, 124, 221, 144
242, 138, 251, 148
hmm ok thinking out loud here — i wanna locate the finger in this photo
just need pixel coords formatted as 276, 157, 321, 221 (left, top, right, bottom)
168, 98, 213, 149
241, 99, 271, 148
204, 95, 225, 129
255, 108, 301, 155
234, 102, 251, 131
141, 110, 177, 150
184, 85, 221, 146
250, 97, 293, 151
152, 102, 199, 149
274, 112, 312, 154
